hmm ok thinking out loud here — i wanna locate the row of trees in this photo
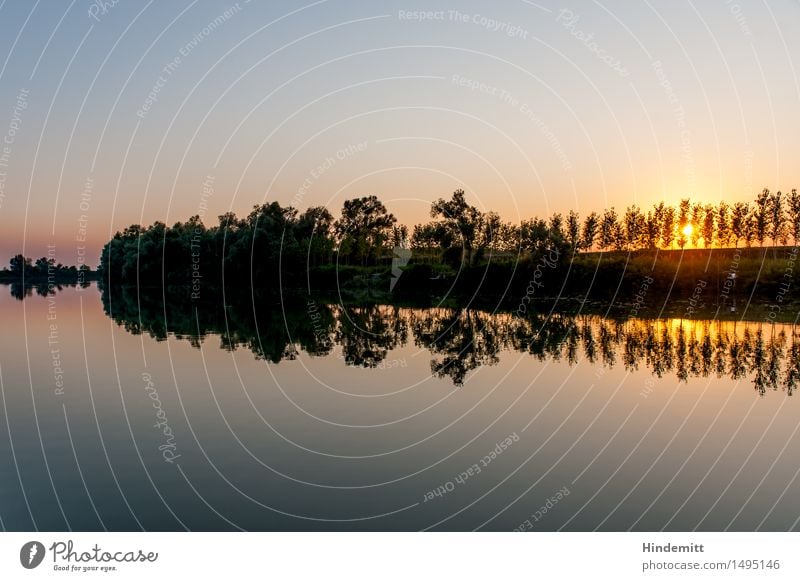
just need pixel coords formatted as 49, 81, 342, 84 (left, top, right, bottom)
2, 254, 92, 281
100, 187, 800, 285
412, 188, 800, 256
99, 195, 408, 284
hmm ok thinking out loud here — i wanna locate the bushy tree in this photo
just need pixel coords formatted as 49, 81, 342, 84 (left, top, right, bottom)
335, 195, 397, 264
430, 189, 483, 265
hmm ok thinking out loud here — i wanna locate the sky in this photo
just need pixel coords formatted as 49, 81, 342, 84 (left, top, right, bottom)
0, 0, 798, 264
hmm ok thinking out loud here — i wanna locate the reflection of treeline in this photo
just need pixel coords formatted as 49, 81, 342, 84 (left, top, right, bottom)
5, 281, 91, 300
100, 285, 800, 395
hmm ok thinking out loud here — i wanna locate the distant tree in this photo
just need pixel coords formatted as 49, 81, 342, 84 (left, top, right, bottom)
642, 210, 660, 250
744, 210, 756, 248
624, 205, 646, 250
768, 190, 786, 246
786, 189, 800, 245
716, 202, 731, 247
430, 189, 482, 265
548, 212, 565, 249
702, 204, 715, 248
9, 254, 31, 276
677, 199, 690, 249
520, 218, 550, 253
496, 222, 521, 252
566, 211, 581, 252
391, 225, 409, 248
661, 206, 676, 249
477, 212, 504, 257
730, 202, 749, 247
690, 203, 703, 248
611, 221, 626, 251
753, 188, 770, 246
297, 206, 334, 238
599, 207, 618, 250
411, 222, 454, 253
581, 212, 599, 251
335, 195, 397, 264
34, 257, 55, 276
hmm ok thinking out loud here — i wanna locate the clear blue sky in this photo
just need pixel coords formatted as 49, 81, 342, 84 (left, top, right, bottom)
0, 0, 798, 263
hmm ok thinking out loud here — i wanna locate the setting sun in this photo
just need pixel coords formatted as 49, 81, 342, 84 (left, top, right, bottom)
682, 224, 694, 237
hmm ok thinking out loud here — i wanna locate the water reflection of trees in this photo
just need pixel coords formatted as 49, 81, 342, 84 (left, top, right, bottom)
95, 285, 800, 394
8, 281, 87, 300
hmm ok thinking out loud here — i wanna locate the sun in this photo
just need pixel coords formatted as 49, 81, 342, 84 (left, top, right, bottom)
682, 224, 694, 237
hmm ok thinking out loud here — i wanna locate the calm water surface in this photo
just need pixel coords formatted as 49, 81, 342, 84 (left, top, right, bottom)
1, 283, 799, 531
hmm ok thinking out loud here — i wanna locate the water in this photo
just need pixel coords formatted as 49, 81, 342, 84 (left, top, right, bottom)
1, 283, 798, 531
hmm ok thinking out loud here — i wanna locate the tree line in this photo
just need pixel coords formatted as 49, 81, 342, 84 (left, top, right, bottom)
98, 187, 800, 286
1, 254, 93, 282
411, 187, 800, 256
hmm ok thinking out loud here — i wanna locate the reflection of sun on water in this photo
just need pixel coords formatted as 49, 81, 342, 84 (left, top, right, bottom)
682, 224, 694, 237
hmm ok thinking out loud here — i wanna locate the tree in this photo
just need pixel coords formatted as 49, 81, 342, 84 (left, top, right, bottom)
642, 210, 660, 249
702, 204, 715, 248
34, 257, 55, 276
623, 205, 644, 250
599, 208, 618, 250
769, 190, 786, 246
786, 189, 800, 245
9, 254, 31, 276
611, 221, 626, 251
479, 211, 504, 255
391, 225, 409, 249
690, 203, 703, 248
430, 189, 482, 265
581, 212, 599, 251
753, 188, 770, 246
335, 195, 397, 264
548, 212, 565, 249
730, 202, 749, 247
661, 206, 676, 249
566, 211, 581, 252
744, 209, 756, 247
520, 218, 550, 253
677, 199, 690, 249
716, 202, 731, 247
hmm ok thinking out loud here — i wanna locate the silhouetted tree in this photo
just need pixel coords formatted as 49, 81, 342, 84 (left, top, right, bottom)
599, 208, 617, 250
731, 202, 749, 247
769, 190, 786, 246
430, 189, 482, 266
661, 206, 676, 249
702, 204, 715, 248
677, 199, 690, 249
787, 189, 800, 245
717, 201, 731, 247
581, 212, 599, 250
753, 188, 770, 246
